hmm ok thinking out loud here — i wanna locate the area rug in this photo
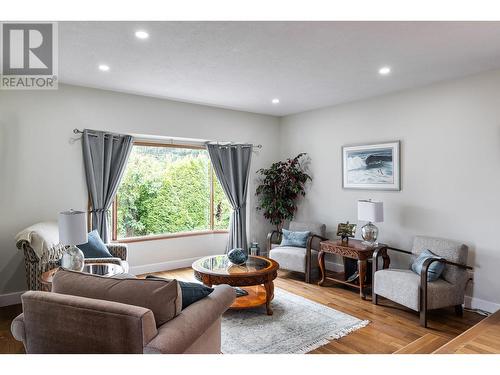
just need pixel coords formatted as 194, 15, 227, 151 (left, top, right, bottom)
221, 288, 369, 354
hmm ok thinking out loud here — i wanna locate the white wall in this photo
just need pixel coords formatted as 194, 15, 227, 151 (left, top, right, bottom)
279, 69, 500, 309
2, 71, 499, 310
0, 84, 280, 295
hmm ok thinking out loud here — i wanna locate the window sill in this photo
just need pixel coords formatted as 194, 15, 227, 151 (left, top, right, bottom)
112, 229, 229, 244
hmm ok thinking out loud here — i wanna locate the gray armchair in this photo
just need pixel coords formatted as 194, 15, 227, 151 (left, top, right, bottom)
373, 235, 471, 327
268, 221, 327, 283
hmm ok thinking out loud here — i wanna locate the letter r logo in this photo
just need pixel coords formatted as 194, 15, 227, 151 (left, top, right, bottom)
2, 23, 53, 75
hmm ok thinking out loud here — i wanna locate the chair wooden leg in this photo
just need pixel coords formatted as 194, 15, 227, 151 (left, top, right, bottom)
455, 304, 464, 317
373, 293, 378, 305
305, 268, 311, 284
420, 309, 427, 328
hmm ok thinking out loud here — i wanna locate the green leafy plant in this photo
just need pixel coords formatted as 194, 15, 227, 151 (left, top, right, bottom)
256, 153, 311, 231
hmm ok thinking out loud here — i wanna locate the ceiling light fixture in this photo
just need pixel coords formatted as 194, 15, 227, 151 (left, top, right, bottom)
272, 98, 280, 104
378, 66, 391, 76
135, 30, 149, 39
98, 64, 110, 72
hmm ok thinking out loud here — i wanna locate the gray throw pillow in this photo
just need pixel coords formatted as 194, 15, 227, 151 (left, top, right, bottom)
146, 275, 213, 309
411, 249, 445, 281
77, 230, 113, 258
280, 228, 311, 248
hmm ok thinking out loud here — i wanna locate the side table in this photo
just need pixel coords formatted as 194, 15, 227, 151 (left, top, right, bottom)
40, 262, 125, 291
318, 239, 389, 299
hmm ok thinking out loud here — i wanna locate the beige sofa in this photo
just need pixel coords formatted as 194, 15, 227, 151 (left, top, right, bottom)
11, 276, 235, 354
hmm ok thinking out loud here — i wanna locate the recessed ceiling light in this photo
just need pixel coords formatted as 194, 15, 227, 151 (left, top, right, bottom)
272, 98, 280, 104
135, 30, 149, 39
378, 66, 391, 76
98, 64, 110, 72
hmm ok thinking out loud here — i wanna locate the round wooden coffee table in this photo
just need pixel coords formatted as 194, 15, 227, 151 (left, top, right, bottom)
192, 255, 279, 315
40, 262, 125, 291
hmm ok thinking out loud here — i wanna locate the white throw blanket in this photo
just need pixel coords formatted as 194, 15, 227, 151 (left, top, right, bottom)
15, 221, 62, 259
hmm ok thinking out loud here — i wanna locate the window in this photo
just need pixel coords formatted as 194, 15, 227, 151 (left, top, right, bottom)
112, 142, 231, 241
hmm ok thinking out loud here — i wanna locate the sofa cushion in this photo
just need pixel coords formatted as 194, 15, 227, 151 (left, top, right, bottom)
280, 228, 310, 248
77, 230, 113, 258
145, 275, 214, 309
52, 269, 182, 327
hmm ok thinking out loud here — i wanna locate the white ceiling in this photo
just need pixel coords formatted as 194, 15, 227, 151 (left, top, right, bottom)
59, 21, 500, 116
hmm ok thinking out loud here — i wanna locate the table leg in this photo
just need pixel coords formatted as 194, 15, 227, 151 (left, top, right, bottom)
264, 281, 274, 315
318, 250, 326, 286
358, 259, 367, 299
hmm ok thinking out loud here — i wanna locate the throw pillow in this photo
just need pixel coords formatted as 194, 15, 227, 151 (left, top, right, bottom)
146, 275, 213, 309
77, 230, 113, 258
411, 249, 445, 282
52, 269, 182, 327
280, 228, 311, 248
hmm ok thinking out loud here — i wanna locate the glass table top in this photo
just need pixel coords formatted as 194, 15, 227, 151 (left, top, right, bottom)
193, 255, 271, 275
82, 263, 124, 277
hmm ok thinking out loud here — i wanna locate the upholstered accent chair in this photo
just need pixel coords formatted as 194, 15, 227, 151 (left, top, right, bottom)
267, 221, 327, 283
373, 235, 471, 327
16, 222, 129, 291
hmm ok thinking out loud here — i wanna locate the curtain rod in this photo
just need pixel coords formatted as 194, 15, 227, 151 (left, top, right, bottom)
73, 128, 262, 149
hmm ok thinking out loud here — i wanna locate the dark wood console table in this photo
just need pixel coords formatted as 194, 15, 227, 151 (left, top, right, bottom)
318, 239, 388, 299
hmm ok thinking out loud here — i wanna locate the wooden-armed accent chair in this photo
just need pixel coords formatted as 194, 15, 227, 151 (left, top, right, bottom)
267, 221, 327, 283
372, 235, 472, 327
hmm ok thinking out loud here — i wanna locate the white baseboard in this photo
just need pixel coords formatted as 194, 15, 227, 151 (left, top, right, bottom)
129, 256, 202, 275
464, 296, 500, 314
0, 291, 24, 307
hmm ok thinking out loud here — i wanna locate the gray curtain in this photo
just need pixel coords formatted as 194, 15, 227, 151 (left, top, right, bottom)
82, 129, 133, 243
206, 143, 252, 252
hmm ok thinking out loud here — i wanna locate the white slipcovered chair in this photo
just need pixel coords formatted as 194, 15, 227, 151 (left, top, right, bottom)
373, 235, 471, 327
267, 221, 327, 283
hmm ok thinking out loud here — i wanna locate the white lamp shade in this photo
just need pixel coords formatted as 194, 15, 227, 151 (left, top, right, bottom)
358, 200, 384, 223
58, 210, 88, 246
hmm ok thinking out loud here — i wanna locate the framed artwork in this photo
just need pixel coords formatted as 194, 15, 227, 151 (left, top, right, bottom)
342, 141, 400, 190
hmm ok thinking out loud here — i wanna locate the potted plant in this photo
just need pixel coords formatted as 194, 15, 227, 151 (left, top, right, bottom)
256, 153, 311, 233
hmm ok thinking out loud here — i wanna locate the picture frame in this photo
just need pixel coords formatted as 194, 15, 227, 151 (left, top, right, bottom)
342, 141, 400, 190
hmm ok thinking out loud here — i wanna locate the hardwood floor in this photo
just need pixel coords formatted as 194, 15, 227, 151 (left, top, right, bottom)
146, 268, 484, 354
0, 268, 486, 354
0, 304, 24, 354
433, 309, 500, 354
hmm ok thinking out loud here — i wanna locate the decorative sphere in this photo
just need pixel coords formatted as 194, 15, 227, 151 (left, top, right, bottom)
227, 248, 248, 265
61, 245, 85, 271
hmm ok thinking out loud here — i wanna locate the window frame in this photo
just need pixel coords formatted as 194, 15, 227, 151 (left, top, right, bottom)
110, 140, 229, 243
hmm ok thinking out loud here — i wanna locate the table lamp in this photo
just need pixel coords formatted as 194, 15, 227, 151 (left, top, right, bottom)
58, 209, 88, 271
357, 200, 384, 246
